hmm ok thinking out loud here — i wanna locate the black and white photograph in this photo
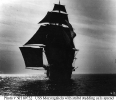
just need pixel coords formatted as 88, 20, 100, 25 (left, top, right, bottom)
0, 0, 116, 96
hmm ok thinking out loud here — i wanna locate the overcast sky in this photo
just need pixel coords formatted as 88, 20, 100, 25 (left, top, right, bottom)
0, 0, 116, 74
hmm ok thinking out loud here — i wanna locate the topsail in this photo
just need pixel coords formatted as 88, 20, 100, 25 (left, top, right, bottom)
53, 4, 67, 13
39, 12, 69, 25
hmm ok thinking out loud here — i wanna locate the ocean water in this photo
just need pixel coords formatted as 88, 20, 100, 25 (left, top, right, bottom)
0, 74, 116, 96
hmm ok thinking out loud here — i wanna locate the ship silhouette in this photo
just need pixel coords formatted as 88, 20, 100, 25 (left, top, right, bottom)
19, 1, 79, 81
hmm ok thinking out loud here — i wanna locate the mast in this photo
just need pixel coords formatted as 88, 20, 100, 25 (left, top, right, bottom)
59, 0, 60, 13
59, 0, 61, 25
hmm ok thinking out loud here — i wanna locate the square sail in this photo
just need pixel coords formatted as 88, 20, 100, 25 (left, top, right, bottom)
19, 47, 43, 68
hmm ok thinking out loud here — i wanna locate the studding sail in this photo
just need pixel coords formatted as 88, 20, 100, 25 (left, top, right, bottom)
20, 47, 43, 68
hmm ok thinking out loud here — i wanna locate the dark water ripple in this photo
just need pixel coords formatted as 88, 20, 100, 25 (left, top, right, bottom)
0, 74, 116, 96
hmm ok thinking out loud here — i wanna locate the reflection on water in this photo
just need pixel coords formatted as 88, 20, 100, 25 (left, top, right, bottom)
0, 74, 116, 96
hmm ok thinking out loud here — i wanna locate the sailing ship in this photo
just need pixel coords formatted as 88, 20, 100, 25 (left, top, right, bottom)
20, 1, 79, 81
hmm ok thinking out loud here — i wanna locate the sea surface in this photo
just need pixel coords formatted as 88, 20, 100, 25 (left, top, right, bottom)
0, 74, 116, 96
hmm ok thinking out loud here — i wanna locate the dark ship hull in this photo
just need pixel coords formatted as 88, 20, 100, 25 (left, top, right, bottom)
19, 1, 78, 81
47, 66, 73, 81
45, 46, 75, 81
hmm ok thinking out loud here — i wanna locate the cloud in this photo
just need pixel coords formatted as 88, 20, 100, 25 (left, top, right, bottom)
70, 0, 116, 45
76, 0, 112, 22
80, 26, 115, 43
